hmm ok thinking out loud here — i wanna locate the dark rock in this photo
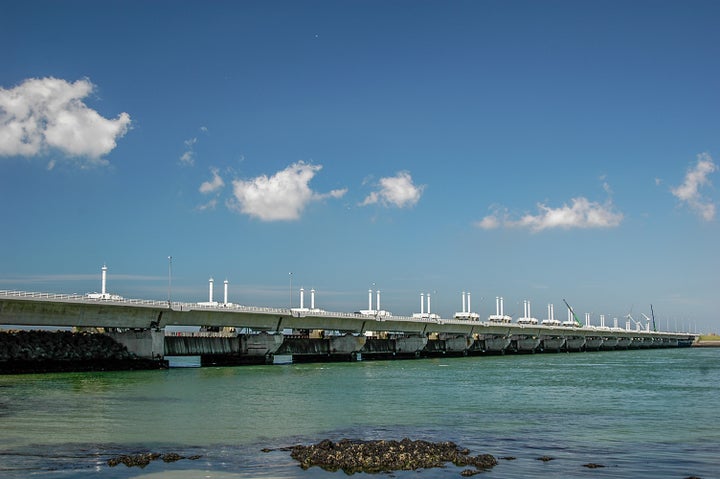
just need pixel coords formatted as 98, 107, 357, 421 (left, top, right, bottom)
107, 452, 197, 468
0, 330, 166, 374
583, 463, 605, 468
501, 456, 516, 460
537, 456, 554, 462
107, 453, 161, 468
161, 453, 184, 462
289, 438, 497, 475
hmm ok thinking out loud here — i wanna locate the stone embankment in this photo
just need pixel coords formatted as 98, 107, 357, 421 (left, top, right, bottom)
0, 330, 166, 374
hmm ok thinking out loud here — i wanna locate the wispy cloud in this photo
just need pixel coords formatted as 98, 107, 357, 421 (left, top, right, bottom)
228, 161, 346, 221
0, 77, 131, 165
477, 193, 624, 233
0, 273, 165, 284
179, 137, 197, 166
670, 152, 717, 221
199, 167, 225, 194
179, 127, 208, 166
360, 171, 424, 208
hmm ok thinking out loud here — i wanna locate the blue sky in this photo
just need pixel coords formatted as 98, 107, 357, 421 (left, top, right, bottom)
1, 0, 718, 332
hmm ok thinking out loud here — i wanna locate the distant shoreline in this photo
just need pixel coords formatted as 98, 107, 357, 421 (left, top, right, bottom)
693, 339, 720, 347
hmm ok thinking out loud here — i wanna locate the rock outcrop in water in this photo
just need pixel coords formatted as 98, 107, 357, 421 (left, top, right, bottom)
107, 452, 202, 468
289, 438, 497, 476
0, 330, 166, 373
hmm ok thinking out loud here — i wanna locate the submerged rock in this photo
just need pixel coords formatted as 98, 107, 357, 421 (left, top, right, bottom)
289, 438, 497, 476
107, 453, 161, 468
107, 452, 201, 468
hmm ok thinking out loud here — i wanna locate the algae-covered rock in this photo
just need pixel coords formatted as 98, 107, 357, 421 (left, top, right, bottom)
290, 438, 497, 476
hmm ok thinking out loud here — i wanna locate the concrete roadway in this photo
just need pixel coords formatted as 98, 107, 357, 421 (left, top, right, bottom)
0, 290, 696, 343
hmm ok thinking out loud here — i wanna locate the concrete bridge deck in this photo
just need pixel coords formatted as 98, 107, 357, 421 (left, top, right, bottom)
1, 290, 695, 344
0, 290, 693, 342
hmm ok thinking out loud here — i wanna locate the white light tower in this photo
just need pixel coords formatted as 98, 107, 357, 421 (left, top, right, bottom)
101, 264, 108, 297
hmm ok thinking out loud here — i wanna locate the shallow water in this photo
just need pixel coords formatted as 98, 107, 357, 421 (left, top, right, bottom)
1, 348, 718, 478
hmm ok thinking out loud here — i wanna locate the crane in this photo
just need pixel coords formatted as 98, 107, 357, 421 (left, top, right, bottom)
641, 313, 652, 332
562, 299, 582, 327
626, 313, 643, 331
650, 304, 657, 332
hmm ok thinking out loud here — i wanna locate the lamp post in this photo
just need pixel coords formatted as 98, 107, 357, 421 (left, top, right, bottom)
167, 256, 172, 306
289, 272, 293, 309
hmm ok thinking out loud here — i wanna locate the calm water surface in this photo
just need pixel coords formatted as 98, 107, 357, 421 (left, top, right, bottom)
1, 348, 718, 478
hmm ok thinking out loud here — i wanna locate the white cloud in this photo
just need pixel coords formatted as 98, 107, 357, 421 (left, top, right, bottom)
195, 199, 217, 211
477, 214, 501, 230
199, 167, 225, 194
228, 161, 346, 221
478, 197, 623, 232
361, 171, 424, 208
670, 153, 717, 221
0, 77, 130, 163
179, 137, 197, 166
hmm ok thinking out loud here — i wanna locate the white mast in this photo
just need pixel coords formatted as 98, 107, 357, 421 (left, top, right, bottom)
223, 279, 228, 305
208, 277, 214, 303
101, 264, 107, 296
311, 288, 315, 310
300, 287, 305, 309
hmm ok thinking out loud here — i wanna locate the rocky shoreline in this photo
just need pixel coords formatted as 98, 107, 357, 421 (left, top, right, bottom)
0, 330, 167, 374
287, 438, 498, 476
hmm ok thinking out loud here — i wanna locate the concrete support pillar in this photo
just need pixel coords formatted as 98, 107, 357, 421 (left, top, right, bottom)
107, 329, 165, 359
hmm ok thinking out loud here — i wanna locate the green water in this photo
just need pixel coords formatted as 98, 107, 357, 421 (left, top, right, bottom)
1, 348, 719, 478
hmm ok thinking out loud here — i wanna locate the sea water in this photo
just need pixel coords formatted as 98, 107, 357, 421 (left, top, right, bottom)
1, 348, 718, 479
